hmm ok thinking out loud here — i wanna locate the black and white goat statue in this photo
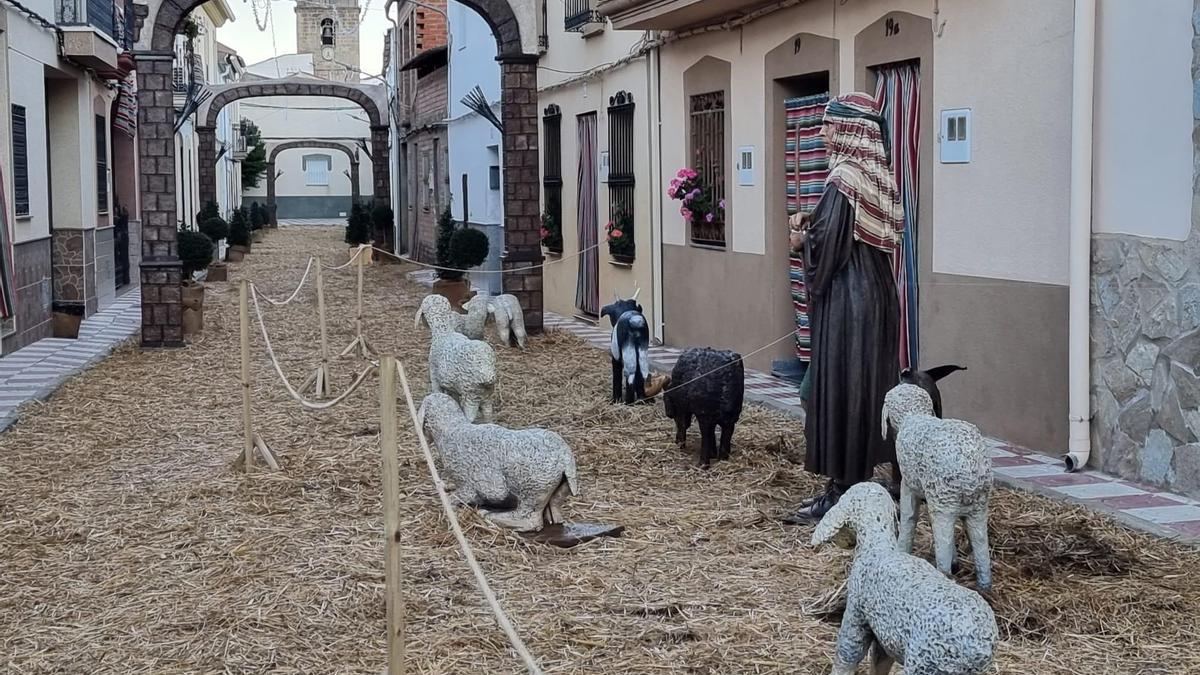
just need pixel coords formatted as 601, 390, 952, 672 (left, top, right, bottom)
600, 289, 651, 405
900, 364, 967, 418
661, 347, 745, 467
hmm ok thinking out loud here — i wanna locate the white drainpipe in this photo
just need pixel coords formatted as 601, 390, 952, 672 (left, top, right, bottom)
1065, 0, 1097, 472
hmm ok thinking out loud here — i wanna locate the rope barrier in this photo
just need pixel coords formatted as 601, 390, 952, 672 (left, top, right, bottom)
320, 244, 367, 271
249, 284, 376, 409
254, 256, 317, 306
394, 360, 545, 675
360, 243, 602, 275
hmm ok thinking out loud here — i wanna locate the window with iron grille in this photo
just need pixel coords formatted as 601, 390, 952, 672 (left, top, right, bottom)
11, 105, 29, 217
564, 0, 601, 32
541, 104, 563, 252
689, 91, 727, 247
607, 91, 635, 260
304, 154, 331, 186
96, 115, 108, 213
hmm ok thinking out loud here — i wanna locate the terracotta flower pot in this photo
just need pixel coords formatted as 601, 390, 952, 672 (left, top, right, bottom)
52, 303, 84, 339
181, 281, 205, 335
433, 277, 473, 312
206, 262, 228, 282
226, 245, 248, 262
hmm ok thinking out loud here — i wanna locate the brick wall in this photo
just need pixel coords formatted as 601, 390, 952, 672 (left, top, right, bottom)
413, 0, 447, 51
414, 67, 447, 128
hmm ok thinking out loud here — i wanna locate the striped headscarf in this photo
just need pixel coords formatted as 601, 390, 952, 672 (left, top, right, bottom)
823, 92, 903, 252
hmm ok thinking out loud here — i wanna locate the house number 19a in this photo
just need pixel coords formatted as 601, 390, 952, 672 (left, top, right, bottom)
885, 18, 901, 37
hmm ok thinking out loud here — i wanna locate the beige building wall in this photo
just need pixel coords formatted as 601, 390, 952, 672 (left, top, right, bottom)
656, 0, 1077, 453
539, 5, 656, 328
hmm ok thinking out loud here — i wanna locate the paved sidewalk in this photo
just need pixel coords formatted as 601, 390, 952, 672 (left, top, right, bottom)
405, 269, 1200, 544
0, 290, 141, 432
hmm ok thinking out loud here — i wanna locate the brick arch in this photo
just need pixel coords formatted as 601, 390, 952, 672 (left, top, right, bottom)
136, 0, 544, 348
202, 81, 383, 128
265, 141, 363, 223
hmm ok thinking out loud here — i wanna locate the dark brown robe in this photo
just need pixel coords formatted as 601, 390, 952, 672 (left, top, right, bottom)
803, 184, 900, 484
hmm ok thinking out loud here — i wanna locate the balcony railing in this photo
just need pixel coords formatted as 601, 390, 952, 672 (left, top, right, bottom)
56, 0, 117, 41
564, 0, 602, 32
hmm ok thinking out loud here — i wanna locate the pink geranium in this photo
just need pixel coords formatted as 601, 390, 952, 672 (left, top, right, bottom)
609, 229, 624, 239
705, 213, 715, 223
718, 199, 726, 210
680, 208, 692, 220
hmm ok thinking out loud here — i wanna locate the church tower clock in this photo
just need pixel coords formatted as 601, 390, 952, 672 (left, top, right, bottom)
294, 0, 362, 82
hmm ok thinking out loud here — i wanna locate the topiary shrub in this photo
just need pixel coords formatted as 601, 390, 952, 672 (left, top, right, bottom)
198, 200, 220, 224
249, 202, 266, 230
435, 205, 458, 280
178, 229, 214, 278
199, 215, 229, 244
345, 202, 371, 245
448, 226, 489, 279
228, 208, 251, 247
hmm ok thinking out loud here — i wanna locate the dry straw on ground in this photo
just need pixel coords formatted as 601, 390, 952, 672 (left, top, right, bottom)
1, 227, 1198, 674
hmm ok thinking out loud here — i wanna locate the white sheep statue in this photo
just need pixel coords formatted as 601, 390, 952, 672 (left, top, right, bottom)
462, 292, 528, 348
882, 383, 994, 591
418, 392, 580, 531
415, 295, 498, 423
812, 482, 998, 675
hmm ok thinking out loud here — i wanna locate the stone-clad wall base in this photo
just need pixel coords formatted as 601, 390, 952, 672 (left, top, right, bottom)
2, 238, 53, 354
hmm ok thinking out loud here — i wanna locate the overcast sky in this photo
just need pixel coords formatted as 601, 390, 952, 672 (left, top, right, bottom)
215, 0, 393, 77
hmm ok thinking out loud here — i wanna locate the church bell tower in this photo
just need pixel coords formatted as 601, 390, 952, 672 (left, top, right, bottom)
294, 0, 362, 82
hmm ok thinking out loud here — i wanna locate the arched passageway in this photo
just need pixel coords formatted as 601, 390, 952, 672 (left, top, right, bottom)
132, 0, 542, 347
263, 140, 363, 224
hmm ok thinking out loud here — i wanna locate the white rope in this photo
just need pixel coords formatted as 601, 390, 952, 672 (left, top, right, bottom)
255, 257, 316, 306
369, 243, 601, 274
249, 284, 376, 409
321, 245, 367, 271
394, 360, 544, 675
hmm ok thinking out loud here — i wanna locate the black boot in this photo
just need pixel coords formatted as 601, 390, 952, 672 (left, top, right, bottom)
782, 481, 848, 524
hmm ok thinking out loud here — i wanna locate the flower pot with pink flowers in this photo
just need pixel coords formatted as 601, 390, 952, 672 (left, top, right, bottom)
540, 211, 563, 255
606, 207, 635, 264
667, 167, 726, 246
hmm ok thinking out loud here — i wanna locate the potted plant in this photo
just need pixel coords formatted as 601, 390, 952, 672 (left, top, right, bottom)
371, 201, 395, 261
540, 211, 563, 255
199, 215, 229, 281
226, 207, 251, 261
345, 202, 371, 248
249, 202, 266, 242
432, 206, 489, 309
179, 228, 214, 335
667, 167, 725, 244
52, 302, 85, 339
606, 207, 635, 264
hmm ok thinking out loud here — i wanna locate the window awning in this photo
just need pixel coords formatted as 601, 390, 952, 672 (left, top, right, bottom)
400, 46, 449, 78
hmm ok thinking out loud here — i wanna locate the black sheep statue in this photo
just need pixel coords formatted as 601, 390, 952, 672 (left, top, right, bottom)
661, 347, 745, 467
900, 364, 967, 418
600, 290, 650, 405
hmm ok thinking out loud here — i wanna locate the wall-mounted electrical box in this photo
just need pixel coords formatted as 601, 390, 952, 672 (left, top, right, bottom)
599, 150, 610, 183
737, 145, 755, 186
940, 108, 971, 164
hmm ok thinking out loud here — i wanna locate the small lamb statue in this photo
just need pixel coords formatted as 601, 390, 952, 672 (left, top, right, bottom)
661, 347, 745, 467
812, 482, 998, 675
415, 295, 498, 423
883, 383, 994, 591
418, 393, 580, 532
461, 293, 528, 348
600, 289, 650, 404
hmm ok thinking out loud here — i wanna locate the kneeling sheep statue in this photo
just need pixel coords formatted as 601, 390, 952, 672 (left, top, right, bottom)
812, 482, 997, 675
419, 393, 580, 532
661, 347, 745, 467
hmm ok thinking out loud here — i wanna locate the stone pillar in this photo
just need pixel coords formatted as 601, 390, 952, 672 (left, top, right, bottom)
197, 126, 217, 211
135, 53, 183, 348
498, 55, 543, 334
369, 125, 392, 251
266, 160, 277, 224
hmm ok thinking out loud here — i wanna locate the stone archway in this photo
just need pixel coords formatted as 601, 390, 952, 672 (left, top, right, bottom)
132, 0, 542, 347
194, 79, 388, 226
265, 140, 363, 224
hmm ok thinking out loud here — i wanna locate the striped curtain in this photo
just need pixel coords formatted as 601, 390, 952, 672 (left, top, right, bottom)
575, 113, 600, 315
874, 64, 921, 371
0, 162, 14, 319
785, 93, 830, 362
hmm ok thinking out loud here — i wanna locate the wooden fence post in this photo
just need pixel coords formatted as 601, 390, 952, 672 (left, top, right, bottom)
240, 280, 254, 472
379, 355, 406, 674
304, 257, 332, 397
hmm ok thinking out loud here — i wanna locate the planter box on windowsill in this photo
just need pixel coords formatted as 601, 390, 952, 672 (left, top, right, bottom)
609, 253, 635, 268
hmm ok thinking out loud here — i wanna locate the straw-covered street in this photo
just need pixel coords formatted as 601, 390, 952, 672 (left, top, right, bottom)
0, 228, 1196, 674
